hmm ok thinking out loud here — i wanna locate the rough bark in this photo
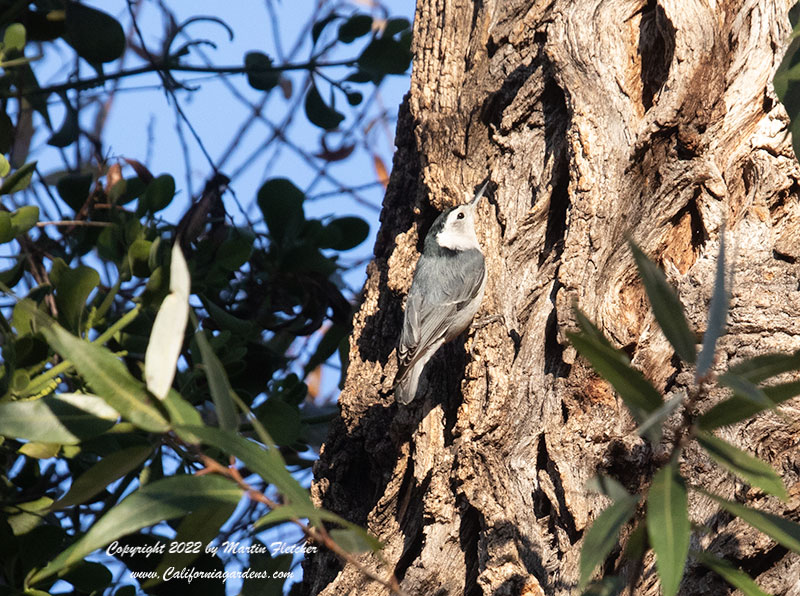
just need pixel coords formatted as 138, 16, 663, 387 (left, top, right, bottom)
301, 1, 800, 594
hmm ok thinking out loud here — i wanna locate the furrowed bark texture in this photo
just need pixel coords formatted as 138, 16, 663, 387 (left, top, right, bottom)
301, 1, 800, 594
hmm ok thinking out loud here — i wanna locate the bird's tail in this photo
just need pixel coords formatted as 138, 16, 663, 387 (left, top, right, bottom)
394, 362, 422, 405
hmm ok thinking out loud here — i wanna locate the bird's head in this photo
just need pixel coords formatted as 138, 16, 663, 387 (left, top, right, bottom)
425, 181, 489, 252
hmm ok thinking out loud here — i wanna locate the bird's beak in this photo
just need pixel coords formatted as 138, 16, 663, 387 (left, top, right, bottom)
470, 181, 490, 207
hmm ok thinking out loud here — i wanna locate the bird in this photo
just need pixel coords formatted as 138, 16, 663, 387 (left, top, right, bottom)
394, 181, 489, 404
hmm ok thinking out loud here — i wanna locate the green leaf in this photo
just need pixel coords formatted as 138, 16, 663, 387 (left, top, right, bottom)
252, 504, 308, 531
384, 18, 411, 36
726, 350, 800, 384
337, 15, 373, 43
345, 90, 363, 106
50, 259, 100, 333
61, 560, 113, 593
0, 205, 40, 243
6, 496, 53, 536
144, 245, 190, 400
257, 398, 302, 446
244, 51, 279, 91
257, 178, 305, 243
19, 441, 60, 459
27, 307, 169, 433
141, 173, 175, 214
0, 161, 36, 195
0, 111, 13, 155
3, 23, 26, 53
635, 393, 683, 440
357, 36, 412, 76
329, 527, 377, 553
146, 502, 237, 589
64, 3, 125, 64
696, 431, 787, 500
108, 176, 146, 205
176, 425, 315, 518
579, 494, 638, 589
692, 550, 771, 596
696, 232, 728, 378
304, 324, 349, 376
699, 374, 775, 430
704, 491, 800, 554
10, 204, 38, 235
0, 154, 9, 178
28, 475, 243, 585
567, 332, 663, 423
216, 228, 254, 270
699, 379, 800, 430
53, 445, 153, 509
586, 475, 631, 503
581, 576, 626, 596
304, 84, 344, 130
0, 393, 116, 444
56, 172, 93, 211
47, 95, 79, 148
320, 217, 369, 250
629, 241, 696, 364
193, 327, 239, 431
312, 13, 340, 44
647, 461, 690, 596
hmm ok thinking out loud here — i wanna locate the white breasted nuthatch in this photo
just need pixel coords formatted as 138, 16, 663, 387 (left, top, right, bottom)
394, 182, 489, 404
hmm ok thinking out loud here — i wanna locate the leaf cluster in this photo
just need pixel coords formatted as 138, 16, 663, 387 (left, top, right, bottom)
572, 238, 800, 596
0, 5, 404, 594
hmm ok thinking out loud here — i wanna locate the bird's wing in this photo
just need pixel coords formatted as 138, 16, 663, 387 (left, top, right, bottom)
396, 253, 485, 382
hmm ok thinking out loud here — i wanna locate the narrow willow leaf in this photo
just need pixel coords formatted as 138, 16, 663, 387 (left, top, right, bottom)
692, 550, 771, 596
726, 350, 800, 384
696, 431, 787, 500
161, 389, 203, 443
50, 445, 153, 511
252, 505, 307, 530
629, 241, 696, 364
586, 475, 630, 503
53, 445, 152, 509
146, 502, 237, 589
317, 509, 383, 551
329, 528, 377, 553
39, 321, 169, 433
144, 245, 190, 400
636, 393, 683, 438
696, 232, 728, 378
699, 375, 774, 430
568, 332, 663, 419
28, 475, 243, 585
176, 425, 314, 518
574, 307, 619, 354
581, 576, 626, 596
647, 462, 690, 596
579, 494, 638, 590
704, 491, 800, 554
699, 379, 800, 430
193, 327, 239, 431
0, 393, 116, 444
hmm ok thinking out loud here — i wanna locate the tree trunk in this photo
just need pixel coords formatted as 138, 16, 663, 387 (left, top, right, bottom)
301, 1, 800, 594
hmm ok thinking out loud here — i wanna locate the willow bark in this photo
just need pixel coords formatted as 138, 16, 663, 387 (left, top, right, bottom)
302, 1, 800, 594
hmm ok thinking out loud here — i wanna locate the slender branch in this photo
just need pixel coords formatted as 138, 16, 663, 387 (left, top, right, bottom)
3, 59, 358, 99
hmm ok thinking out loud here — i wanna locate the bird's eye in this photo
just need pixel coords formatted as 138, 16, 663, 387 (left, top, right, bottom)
457, 212, 465, 220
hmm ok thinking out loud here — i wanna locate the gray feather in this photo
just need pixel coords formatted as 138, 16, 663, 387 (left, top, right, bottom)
395, 248, 486, 403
